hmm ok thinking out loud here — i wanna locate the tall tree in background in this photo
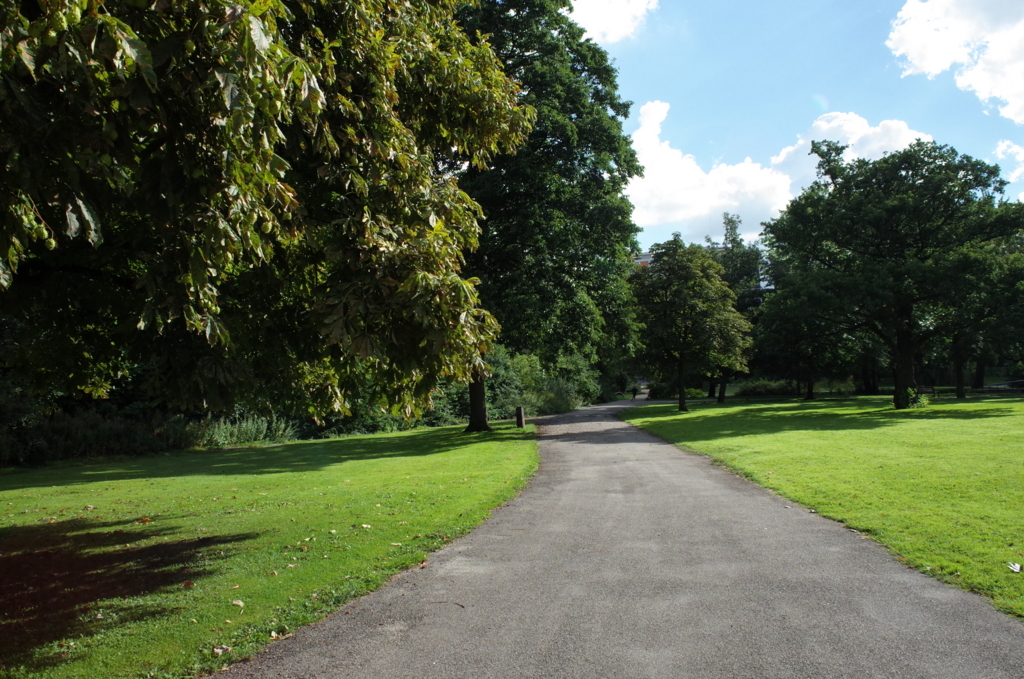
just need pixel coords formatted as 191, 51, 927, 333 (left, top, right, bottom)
0, 0, 532, 416
704, 213, 761, 400
633, 236, 750, 412
457, 0, 642, 431
764, 140, 1024, 409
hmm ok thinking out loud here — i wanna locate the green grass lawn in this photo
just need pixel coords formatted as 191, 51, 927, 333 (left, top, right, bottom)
623, 396, 1024, 617
0, 423, 538, 679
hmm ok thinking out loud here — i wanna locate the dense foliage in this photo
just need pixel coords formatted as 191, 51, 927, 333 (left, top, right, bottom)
456, 0, 641, 429
763, 140, 1024, 409
632, 235, 750, 411
0, 0, 532, 417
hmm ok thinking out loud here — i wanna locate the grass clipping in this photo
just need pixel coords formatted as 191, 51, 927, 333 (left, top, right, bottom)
0, 423, 538, 678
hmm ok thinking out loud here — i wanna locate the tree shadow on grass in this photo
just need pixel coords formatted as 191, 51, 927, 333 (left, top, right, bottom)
0, 423, 529, 493
627, 398, 1022, 445
0, 516, 257, 673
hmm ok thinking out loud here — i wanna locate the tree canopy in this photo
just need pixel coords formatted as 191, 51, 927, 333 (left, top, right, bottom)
0, 0, 533, 416
633, 235, 750, 411
763, 140, 1024, 409
458, 0, 641, 363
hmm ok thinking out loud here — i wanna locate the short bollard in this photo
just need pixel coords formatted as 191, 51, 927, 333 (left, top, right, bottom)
515, 406, 526, 428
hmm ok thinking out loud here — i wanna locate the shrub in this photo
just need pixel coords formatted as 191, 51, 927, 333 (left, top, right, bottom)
645, 380, 704, 400
734, 379, 795, 397
0, 406, 301, 468
907, 389, 930, 409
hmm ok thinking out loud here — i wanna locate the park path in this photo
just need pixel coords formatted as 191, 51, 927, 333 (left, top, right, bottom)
218, 400, 1024, 678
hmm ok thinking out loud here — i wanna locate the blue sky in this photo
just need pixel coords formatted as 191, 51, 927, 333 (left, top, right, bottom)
568, 0, 1024, 249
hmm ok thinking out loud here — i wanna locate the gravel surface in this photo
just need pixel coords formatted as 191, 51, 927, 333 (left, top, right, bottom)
215, 400, 1024, 678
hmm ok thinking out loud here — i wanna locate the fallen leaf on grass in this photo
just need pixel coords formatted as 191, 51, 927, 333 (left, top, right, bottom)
270, 571, 278, 576
391, 543, 402, 546
232, 600, 244, 607
286, 564, 297, 568
136, 517, 152, 524
230, 585, 240, 589
1009, 562, 1021, 573
213, 645, 232, 656
182, 581, 196, 588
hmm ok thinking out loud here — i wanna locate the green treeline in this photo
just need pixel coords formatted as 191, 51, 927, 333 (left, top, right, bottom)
2, 0, 1023, 465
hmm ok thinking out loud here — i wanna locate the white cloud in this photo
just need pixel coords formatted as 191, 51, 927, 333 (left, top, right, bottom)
626, 101, 791, 245
995, 140, 1024, 184
887, 0, 1024, 123
628, 107, 932, 248
771, 112, 933, 192
569, 0, 658, 44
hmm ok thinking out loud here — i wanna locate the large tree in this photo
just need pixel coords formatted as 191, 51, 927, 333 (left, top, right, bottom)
764, 140, 1024, 409
704, 213, 762, 400
455, 0, 642, 430
633, 235, 750, 412
0, 0, 532, 416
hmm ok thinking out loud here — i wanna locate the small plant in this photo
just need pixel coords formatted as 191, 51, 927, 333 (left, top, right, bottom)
907, 388, 930, 409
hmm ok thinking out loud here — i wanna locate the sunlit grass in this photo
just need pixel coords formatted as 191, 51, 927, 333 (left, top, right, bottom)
0, 423, 538, 678
624, 396, 1024, 617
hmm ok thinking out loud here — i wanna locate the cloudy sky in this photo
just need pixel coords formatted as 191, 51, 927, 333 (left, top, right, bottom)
568, 0, 1024, 249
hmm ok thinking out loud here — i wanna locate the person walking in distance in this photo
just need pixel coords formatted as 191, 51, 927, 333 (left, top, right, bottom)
630, 386, 638, 401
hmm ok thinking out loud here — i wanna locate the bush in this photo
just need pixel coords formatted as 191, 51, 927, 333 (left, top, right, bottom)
0, 405, 301, 468
907, 389, 930, 409
645, 381, 704, 400
734, 379, 795, 397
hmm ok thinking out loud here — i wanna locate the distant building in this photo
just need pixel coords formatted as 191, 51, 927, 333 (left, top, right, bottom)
634, 252, 653, 267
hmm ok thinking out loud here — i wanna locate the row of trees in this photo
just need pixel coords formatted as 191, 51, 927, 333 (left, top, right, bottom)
633, 140, 1024, 412
1, 0, 643, 442
4, 0, 1023, 447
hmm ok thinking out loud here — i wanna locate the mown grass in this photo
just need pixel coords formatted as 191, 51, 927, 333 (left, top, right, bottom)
0, 423, 538, 679
623, 396, 1024, 617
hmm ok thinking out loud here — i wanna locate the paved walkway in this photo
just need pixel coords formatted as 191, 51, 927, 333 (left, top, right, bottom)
220, 400, 1024, 678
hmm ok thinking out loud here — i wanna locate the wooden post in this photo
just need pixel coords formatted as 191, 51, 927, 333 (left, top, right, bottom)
515, 406, 525, 428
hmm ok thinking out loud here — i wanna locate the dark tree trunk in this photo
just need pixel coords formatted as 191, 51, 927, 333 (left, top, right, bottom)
954, 356, 966, 399
706, 377, 716, 399
859, 365, 880, 395
972, 360, 986, 389
892, 336, 918, 410
464, 369, 493, 432
678, 359, 688, 412
717, 378, 727, 403
794, 380, 801, 397
804, 377, 815, 400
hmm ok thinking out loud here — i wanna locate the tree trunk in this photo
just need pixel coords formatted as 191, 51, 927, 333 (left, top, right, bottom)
859, 364, 879, 395
717, 378, 727, 403
706, 377, 716, 399
678, 359, 688, 412
972, 360, 986, 389
954, 356, 966, 399
892, 337, 918, 410
464, 369, 493, 432
804, 377, 815, 400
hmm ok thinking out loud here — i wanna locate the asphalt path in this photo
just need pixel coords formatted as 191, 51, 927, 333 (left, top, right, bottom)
217, 399, 1024, 678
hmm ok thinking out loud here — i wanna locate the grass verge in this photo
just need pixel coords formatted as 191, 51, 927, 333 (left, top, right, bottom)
623, 396, 1024, 617
0, 422, 538, 678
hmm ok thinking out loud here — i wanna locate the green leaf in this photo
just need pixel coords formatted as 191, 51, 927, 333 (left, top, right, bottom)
249, 16, 270, 54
